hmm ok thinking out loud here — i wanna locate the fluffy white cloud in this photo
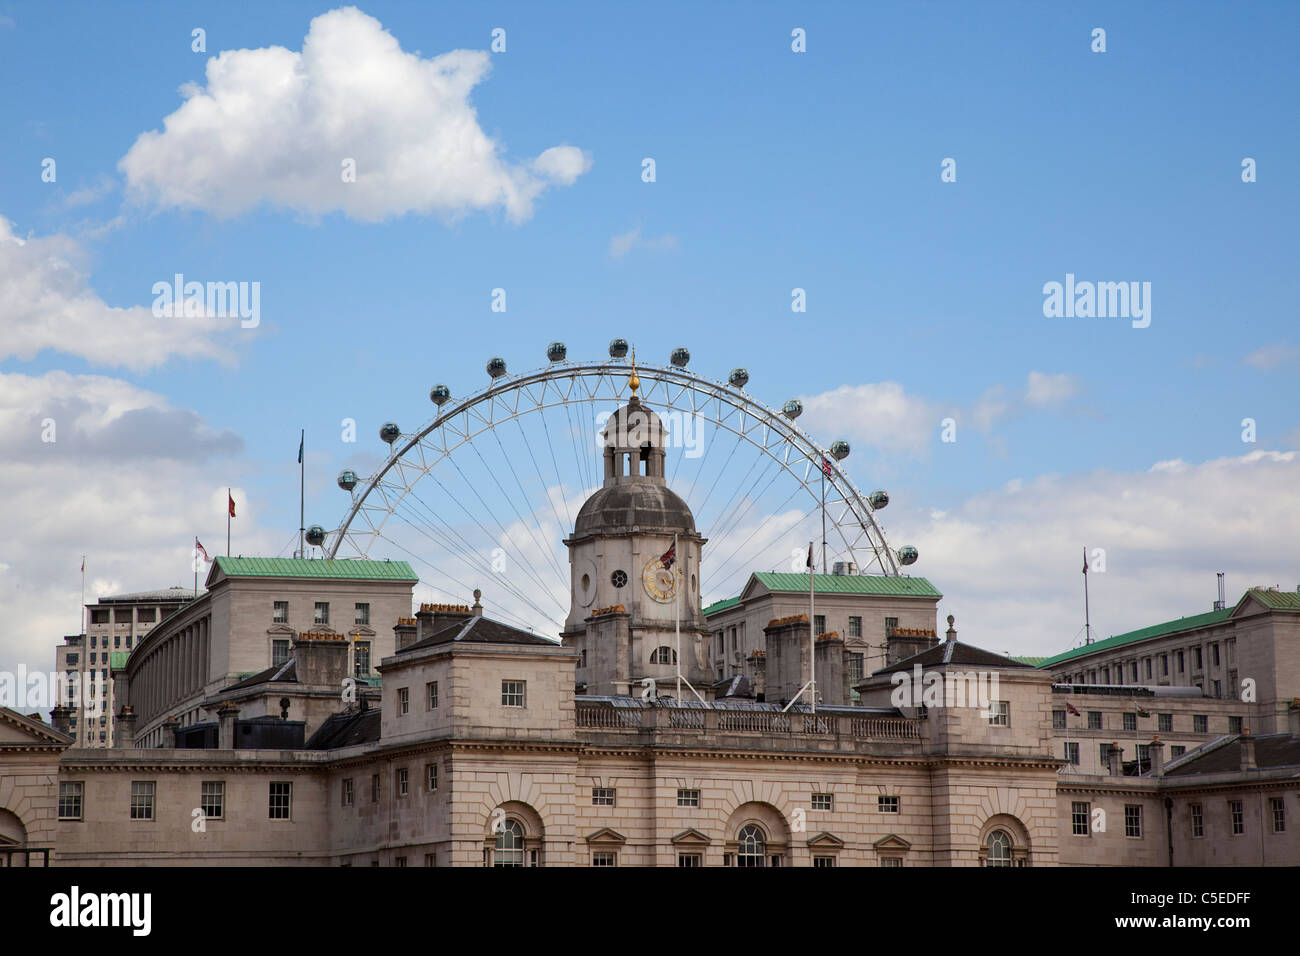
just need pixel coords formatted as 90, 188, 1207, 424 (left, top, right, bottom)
0, 216, 241, 370
1025, 371, 1081, 407
119, 7, 590, 223
0, 372, 273, 682
902, 449, 1300, 657
609, 227, 679, 260
799, 382, 940, 456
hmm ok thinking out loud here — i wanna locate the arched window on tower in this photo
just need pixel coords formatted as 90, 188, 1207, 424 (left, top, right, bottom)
651, 646, 677, 664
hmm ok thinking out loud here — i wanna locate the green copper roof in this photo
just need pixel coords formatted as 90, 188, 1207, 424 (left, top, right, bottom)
703, 573, 941, 616
110, 651, 130, 670
1241, 587, 1300, 611
751, 572, 942, 598
213, 556, 417, 581
1013, 656, 1049, 667
1038, 607, 1232, 668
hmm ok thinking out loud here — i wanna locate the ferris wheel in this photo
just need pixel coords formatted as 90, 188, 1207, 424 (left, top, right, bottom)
309, 340, 918, 637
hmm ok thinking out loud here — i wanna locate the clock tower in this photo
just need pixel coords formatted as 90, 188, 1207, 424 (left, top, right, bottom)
562, 361, 711, 697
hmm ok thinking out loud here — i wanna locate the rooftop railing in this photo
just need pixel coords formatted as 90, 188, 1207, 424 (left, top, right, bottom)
574, 702, 921, 741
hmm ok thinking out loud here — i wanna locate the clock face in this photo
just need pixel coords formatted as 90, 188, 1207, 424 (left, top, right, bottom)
642, 557, 681, 603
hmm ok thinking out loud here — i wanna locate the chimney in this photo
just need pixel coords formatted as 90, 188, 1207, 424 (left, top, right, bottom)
394, 617, 418, 651
1289, 700, 1300, 739
115, 705, 137, 747
472, 588, 483, 617
217, 700, 240, 749
1106, 742, 1123, 776
944, 614, 957, 642
50, 705, 74, 736
161, 715, 180, 749
1148, 736, 1165, 776
293, 632, 351, 686
1240, 728, 1256, 771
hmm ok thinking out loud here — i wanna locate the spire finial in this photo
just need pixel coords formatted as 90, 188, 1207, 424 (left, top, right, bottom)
628, 346, 640, 398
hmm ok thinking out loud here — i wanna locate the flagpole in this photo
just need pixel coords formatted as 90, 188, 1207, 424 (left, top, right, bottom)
810, 539, 816, 714
298, 429, 305, 559
80, 556, 85, 635
674, 532, 681, 701
1083, 546, 1092, 644
227, 487, 231, 557
821, 466, 827, 574
193, 537, 198, 598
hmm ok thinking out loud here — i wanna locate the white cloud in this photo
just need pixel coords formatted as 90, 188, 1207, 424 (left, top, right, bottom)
902, 449, 1300, 657
0, 216, 241, 370
119, 6, 589, 223
609, 227, 679, 260
798, 382, 940, 456
1025, 371, 1081, 407
0, 373, 273, 680
1242, 344, 1300, 370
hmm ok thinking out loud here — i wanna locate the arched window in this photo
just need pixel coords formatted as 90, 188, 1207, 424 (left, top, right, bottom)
651, 646, 677, 664
494, 819, 525, 867
737, 824, 766, 867
985, 829, 1012, 867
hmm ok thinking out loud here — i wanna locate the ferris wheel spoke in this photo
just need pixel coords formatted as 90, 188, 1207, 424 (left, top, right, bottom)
474, 429, 570, 585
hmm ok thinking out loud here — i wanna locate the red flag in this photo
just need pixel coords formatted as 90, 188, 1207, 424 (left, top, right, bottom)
659, 542, 676, 569
228, 493, 236, 518
195, 538, 210, 563
1065, 702, 1080, 716
821, 456, 833, 477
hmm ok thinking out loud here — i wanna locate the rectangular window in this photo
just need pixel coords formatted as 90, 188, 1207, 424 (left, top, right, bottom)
114, 636, 121, 648
427, 763, 438, 791
271, 638, 290, 666
811, 793, 833, 811
372, 774, 381, 802
501, 680, 526, 707
1190, 803, 1203, 837
397, 768, 408, 798
1213, 643, 1221, 666
1230, 800, 1244, 835
592, 787, 616, 806
814, 614, 826, 636
342, 778, 354, 807
678, 854, 702, 867
848, 616, 862, 638
58, 782, 84, 821
1144, 658, 1152, 679
1064, 742, 1080, 765
1158, 713, 1173, 733
591, 852, 617, 867
1071, 801, 1090, 836
880, 857, 902, 867
1228, 715, 1242, 734
1212, 680, 1222, 698
1177, 650, 1185, 672
1122, 712, 1137, 732
66, 653, 79, 666
1171, 745, 1186, 757
130, 781, 155, 821
847, 653, 864, 684
427, 681, 439, 709
1052, 710, 1067, 730
677, 789, 699, 807
1193, 714, 1208, 734
91, 609, 109, 624
425, 853, 436, 867
812, 856, 836, 867
273, 601, 289, 623
138, 608, 156, 623
1124, 804, 1142, 838
269, 782, 292, 820
201, 781, 225, 820
314, 602, 329, 625
1271, 797, 1286, 833
395, 856, 407, 868
1130, 662, 1138, 682
354, 603, 370, 625
878, 795, 899, 813
1100, 743, 1113, 766
1088, 711, 1103, 730
1161, 654, 1168, 676
354, 642, 370, 677
885, 617, 898, 634
987, 701, 1009, 726
1194, 647, 1203, 669
398, 687, 409, 716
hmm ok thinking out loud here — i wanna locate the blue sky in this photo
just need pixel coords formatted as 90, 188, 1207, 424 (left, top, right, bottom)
2, 1, 1297, 666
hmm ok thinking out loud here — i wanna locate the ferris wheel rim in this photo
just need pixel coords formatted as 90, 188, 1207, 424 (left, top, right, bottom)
325, 359, 902, 576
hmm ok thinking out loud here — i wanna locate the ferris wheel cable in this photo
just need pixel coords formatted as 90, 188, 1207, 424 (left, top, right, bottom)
688, 428, 747, 520
535, 408, 574, 532
373, 527, 561, 633
403, 481, 569, 618
387, 503, 564, 626
699, 446, 779, 554
703, 459, 800, 572
705, 497, 822, 598
560, 400, 594, 500
419, 468, 567, 612
472, 430, 570, 585
511, 416, 574, 570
